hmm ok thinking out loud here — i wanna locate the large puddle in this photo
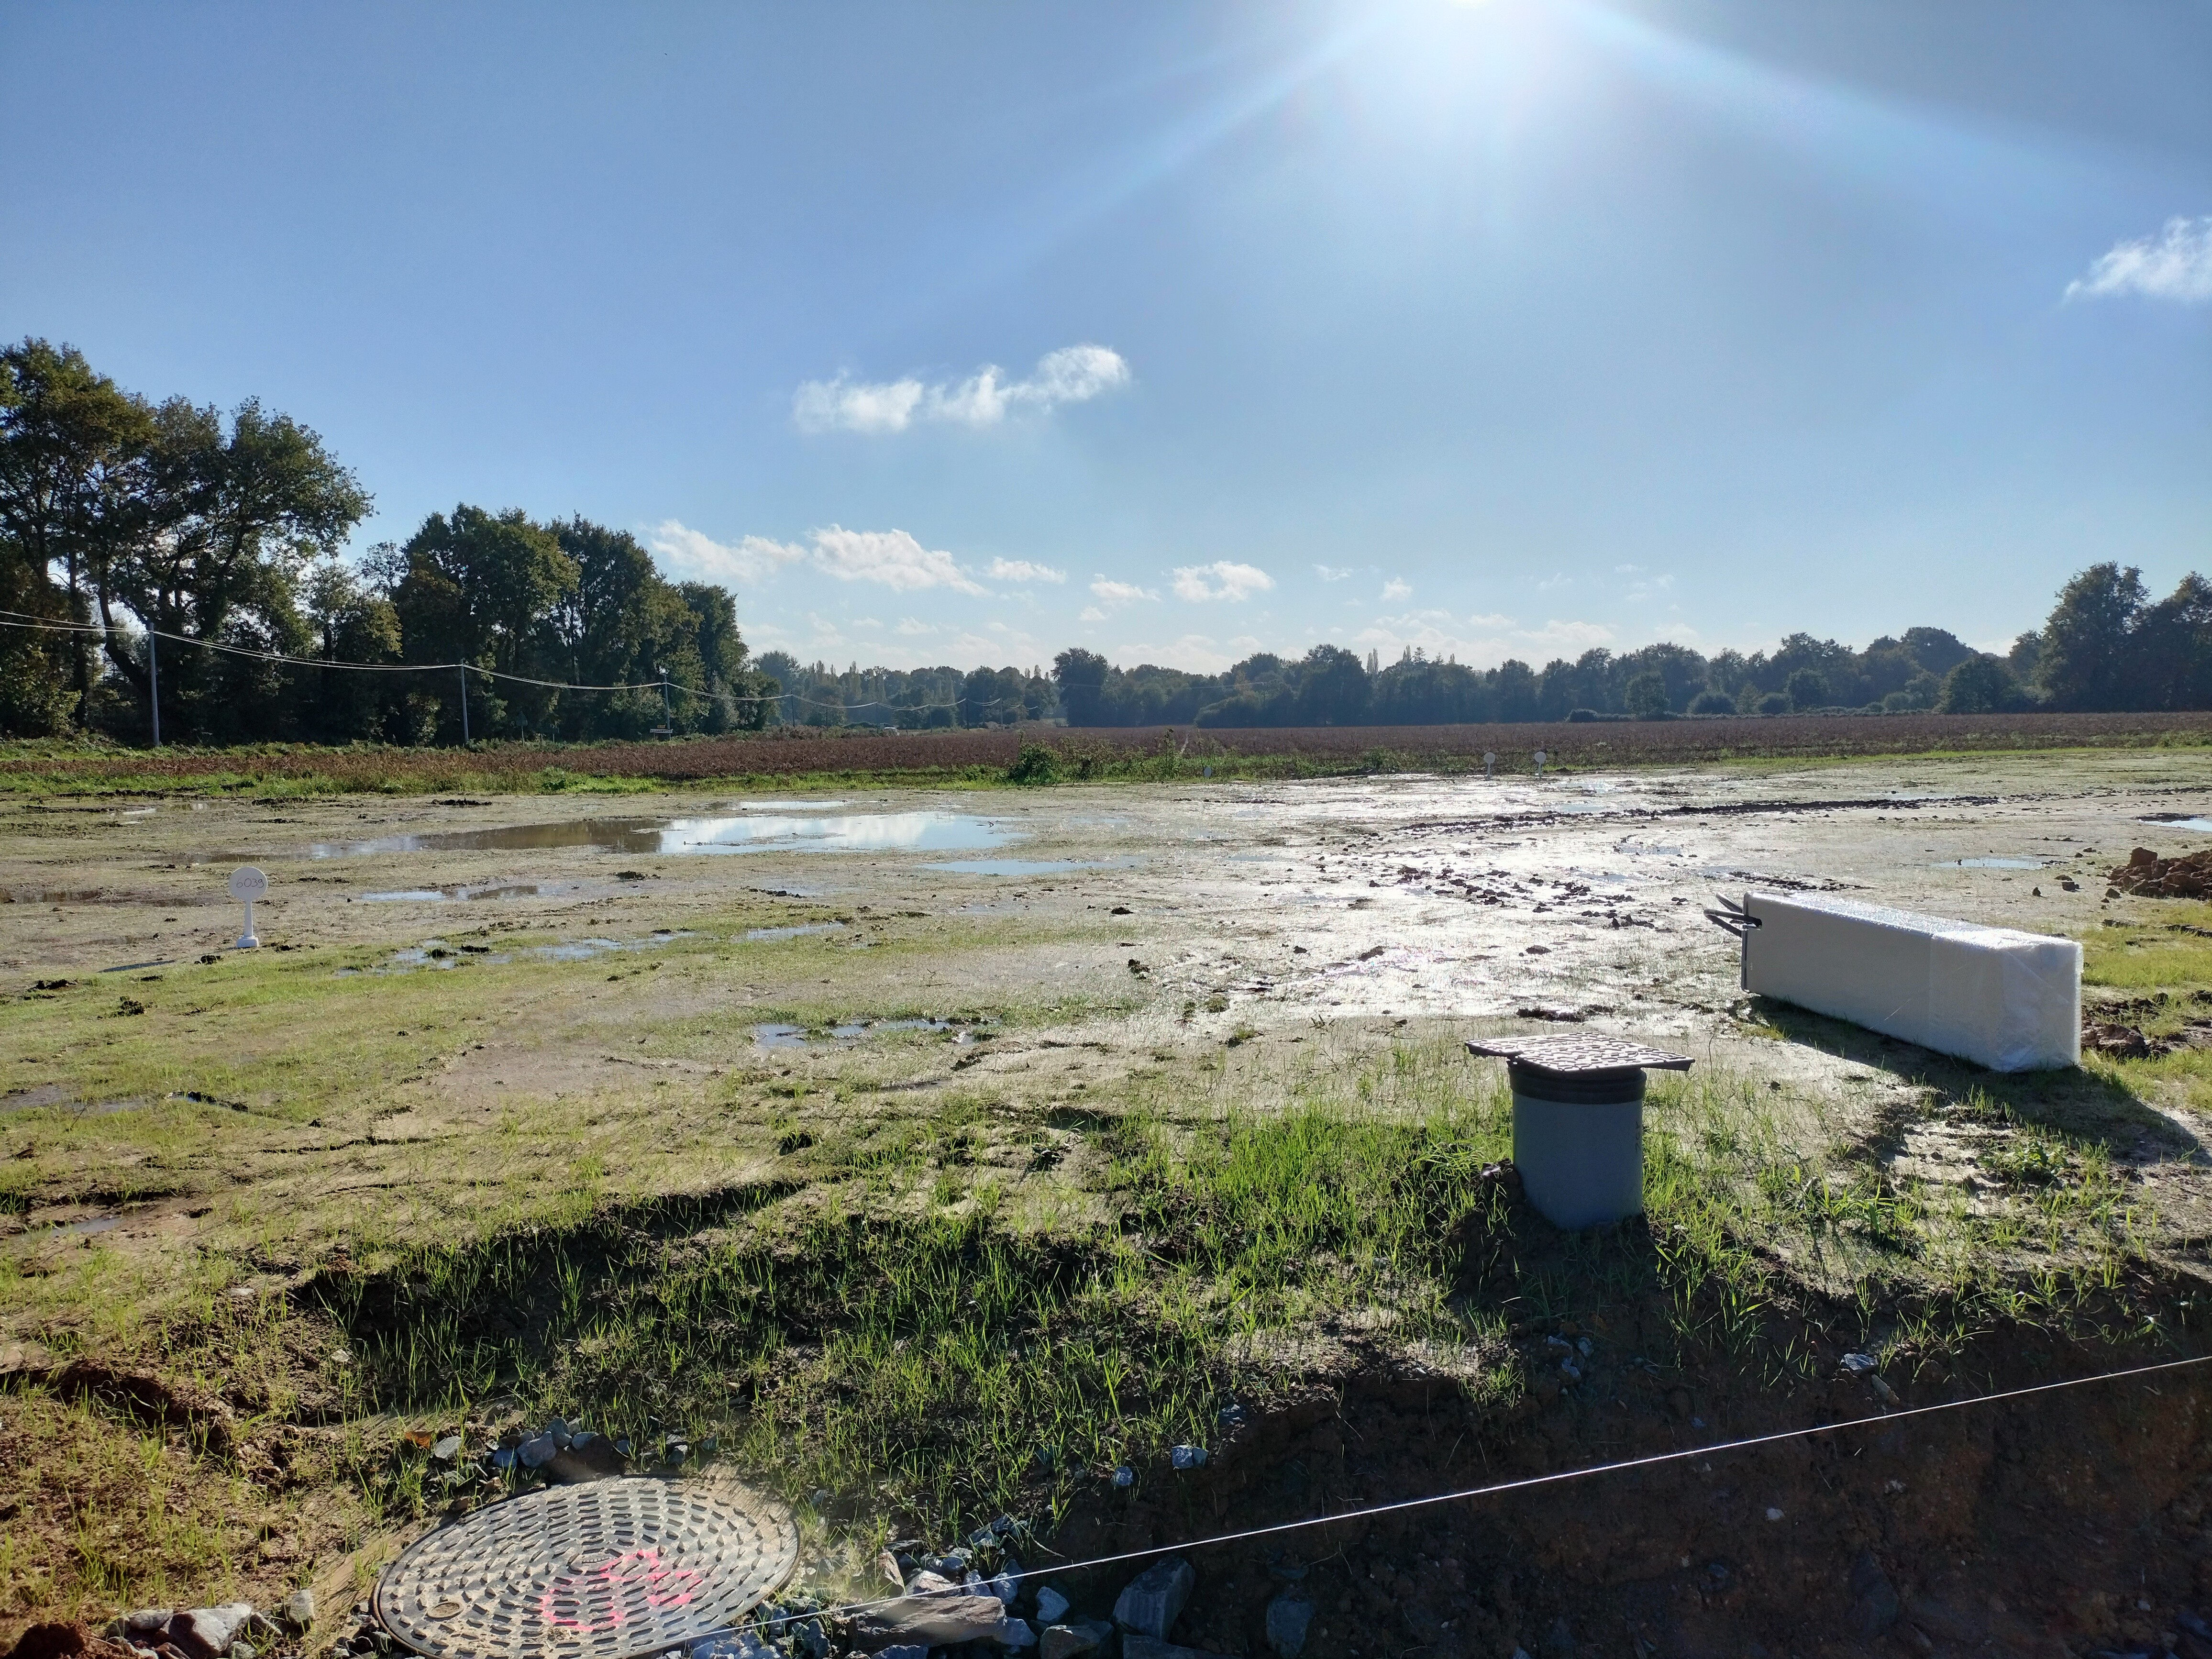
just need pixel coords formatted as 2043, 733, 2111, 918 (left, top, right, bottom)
338, 931, 694, 976
752, 1018, 982, 1050
298, 812, 1019, 860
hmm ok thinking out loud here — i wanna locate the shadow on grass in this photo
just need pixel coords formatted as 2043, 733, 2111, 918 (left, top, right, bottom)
1755, 998, 2200, 1163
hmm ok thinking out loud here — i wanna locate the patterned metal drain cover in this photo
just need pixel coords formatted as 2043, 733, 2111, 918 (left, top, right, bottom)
1466, 1034, 1694, 1074
375, 1478, 797, 1659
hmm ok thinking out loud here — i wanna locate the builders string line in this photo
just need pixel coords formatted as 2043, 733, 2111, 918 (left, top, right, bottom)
715, 1350, 2212, 1640
0, 610, 1017, 717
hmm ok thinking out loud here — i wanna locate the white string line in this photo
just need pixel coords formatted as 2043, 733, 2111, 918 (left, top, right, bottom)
715, 1350, 2212, 1637
0, 610, 1025, 716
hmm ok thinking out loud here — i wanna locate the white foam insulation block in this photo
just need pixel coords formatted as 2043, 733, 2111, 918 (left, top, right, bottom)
1740, 890, 2080, 1073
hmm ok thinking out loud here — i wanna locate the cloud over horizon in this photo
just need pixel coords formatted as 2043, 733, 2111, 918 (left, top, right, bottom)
650, 520, 985, 595
793, 344, 1132, 434
1171, 561, 1275, 602
2066, 217, 2212, 303
1088, 577, 1159, 603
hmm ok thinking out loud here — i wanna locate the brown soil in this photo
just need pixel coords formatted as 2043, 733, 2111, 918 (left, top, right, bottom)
5, 710, 2210, 791
1040, 1330, 2212, 1658
3, 1626, 138, 1659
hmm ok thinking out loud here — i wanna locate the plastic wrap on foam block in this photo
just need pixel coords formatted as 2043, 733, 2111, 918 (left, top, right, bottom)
1741, 891, 2079, 1073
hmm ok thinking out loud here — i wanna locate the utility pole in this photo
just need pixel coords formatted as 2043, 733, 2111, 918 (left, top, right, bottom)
459, 665, 470, 744
147, 623, 161, 749
653, 666, 673, 737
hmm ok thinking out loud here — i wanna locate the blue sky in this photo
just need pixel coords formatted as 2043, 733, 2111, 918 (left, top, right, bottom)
5, 1, 2208, 673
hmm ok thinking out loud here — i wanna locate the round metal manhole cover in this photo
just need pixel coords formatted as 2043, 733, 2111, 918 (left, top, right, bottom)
374, 1478, 797, 1659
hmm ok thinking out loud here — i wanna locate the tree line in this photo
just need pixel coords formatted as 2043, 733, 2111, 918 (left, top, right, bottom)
1046, 564, 2211, 728
0, 340, 773, 743
7, 335, 2207, 745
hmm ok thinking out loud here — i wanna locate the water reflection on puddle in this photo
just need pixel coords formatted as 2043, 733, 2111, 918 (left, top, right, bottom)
743, 923, 843, 942
361, 883, 556, 902
339, 931, 692, 975
2144, 816, 2212, 832
303, 812, 1018, 859
54, 1216, 120, 1238
753, 1018, 974, 1049
1934, 857, 2047, 870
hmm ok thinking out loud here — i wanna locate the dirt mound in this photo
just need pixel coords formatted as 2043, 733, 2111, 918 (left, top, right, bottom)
2112, 845, 2212, 897
3, 1625, 136, 1659
1040, 1344, 2212, 1658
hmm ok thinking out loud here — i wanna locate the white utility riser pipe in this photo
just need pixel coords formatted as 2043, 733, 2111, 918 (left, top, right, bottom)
1740, 891, 2080, 1073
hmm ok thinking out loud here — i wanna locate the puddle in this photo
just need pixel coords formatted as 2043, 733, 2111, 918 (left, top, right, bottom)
338, 932, 694, 975
926, 859, 1089, 876
2142, 816, 2212, 832
299, 812, 1019, 860
1, 1085, 71, 1115
753, 1017, 969, 1049
361, 883, 555, 902
1933, 858, 2047, 870
732, 799, 848, 810
52, 1216, 121, 1239
743, 924, 844, 942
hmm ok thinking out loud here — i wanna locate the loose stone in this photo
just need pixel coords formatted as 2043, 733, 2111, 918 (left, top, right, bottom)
1113, 1558, 1195, 1640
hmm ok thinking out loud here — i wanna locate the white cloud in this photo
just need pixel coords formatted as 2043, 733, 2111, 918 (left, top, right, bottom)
1171, 561, 1275, 602
1380, 577, 1412, 602
1089, 577, 1159, 603
793, 344, 1132, 433
2067, 217, 2212, 303
1078, 605, 1107, 622
1111, 633, 1262, 674
1314, 564, 1356, 582
647, 521, 807, 585
650, 520, 986, 596
894, 618, 935, 636
809, 525, 986, 595
986, 557, 1067, 584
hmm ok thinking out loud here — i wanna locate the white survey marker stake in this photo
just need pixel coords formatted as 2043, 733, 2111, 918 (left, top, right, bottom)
229, 865, 268, 949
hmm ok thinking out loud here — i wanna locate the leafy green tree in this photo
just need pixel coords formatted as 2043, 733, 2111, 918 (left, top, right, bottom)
396, 506, 577, 740
1052, 648, 1112, 725
679, 582, 775, 731
1784, 667, 1828, 710
2132, 575, 2212, 713
1294, 644, 1371, 725
100, 397, 369, 741
2037, 563, 2145, 711
0, 339, 154, 726
1624, 669, 1670, 719
1937, 655, 2018, 714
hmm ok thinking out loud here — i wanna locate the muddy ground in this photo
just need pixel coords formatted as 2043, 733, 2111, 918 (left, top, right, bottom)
8, 747, 2212, 1656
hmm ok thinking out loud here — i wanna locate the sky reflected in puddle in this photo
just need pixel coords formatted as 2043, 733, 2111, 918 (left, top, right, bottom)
361, 882, 556, 902
743, 923, 843, 941
1933, 857, 2047, 869
2143, 816, 2212, 832
753, 1018, 973, 1049
339, 931, 693, 975
301, 812, 1018, 859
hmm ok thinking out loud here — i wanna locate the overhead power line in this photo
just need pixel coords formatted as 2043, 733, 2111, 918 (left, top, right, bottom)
0, 609, 1030, 718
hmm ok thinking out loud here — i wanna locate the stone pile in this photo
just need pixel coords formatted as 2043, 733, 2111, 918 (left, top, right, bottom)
2110, 846, 2212, 899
